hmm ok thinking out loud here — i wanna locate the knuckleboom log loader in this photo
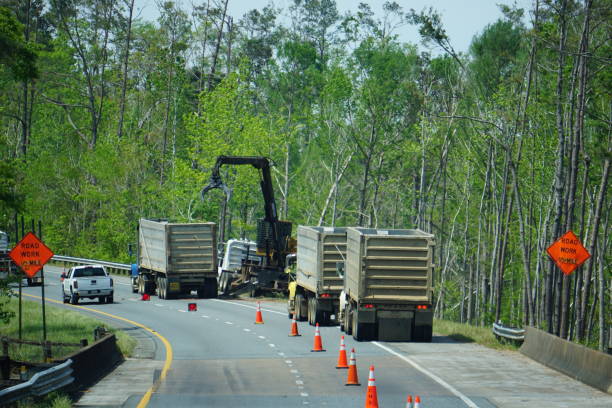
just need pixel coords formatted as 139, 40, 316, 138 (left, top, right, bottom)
201, 156, 296, 296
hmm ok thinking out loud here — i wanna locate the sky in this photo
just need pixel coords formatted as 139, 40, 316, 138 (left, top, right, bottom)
135, 0, 535, 54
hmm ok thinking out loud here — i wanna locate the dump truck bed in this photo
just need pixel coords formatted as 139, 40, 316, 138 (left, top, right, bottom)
345, 227, 434, 304
296, 226, 347, 294
138, 219, 217, 278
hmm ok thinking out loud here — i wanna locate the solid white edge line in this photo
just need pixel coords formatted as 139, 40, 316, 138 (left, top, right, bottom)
372, 341, 479, 408
211, 298, 286, 316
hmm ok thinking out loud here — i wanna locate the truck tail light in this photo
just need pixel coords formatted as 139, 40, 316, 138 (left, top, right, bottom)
320, 293, 331, 298
417, 305, 428, 310
363, 304, 374, 309
73, 281, 78, 289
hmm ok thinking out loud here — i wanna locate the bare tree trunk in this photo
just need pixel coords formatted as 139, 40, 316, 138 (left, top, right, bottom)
117, 0, 135, 139
225, 15, 233, 74
597, 208, 610, 351
547, 0, 569, 334
578, 156, 609, 339
207, 0, 228, 91
318, 152, 353, 226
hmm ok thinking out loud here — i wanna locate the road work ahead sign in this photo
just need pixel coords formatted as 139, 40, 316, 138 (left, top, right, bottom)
9, 232, 54, 278
546, 230, 590, 276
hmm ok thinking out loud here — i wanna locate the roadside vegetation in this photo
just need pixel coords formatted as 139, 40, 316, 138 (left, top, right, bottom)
434, 319, 519, 351
0, 296, 136, 362
16, 391, 72, 408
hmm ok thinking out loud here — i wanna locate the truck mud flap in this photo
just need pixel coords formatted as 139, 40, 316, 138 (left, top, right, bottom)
377, 310, 414, 342
413, 310, 433, 342
167, 278, 181, 294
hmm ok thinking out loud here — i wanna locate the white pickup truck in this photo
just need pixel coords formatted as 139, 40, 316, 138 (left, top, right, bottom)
61, 265, 114, 304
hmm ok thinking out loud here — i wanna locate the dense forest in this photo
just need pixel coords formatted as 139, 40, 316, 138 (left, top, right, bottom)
0, 0, 609, 350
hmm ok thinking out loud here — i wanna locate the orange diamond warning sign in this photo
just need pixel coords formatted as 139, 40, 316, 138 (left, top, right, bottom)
546, 230, 590, 276
9, 232, 54, 278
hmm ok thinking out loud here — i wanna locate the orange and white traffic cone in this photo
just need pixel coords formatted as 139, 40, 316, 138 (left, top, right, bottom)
414, 395, 421, 408
289, 313, 301, 336
345, 348, 360, 386
336, 335, 349, 368
311, 323, 325, 352
254, 301, 264, 324
406, 395, 413, 408
364, 365, 379, 408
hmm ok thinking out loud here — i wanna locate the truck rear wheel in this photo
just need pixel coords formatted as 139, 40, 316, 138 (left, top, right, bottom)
352, 315, 375, 342
344, 304, 353, 335
295, 294, 307, 321
158, 277, 167, 299
308, 298, 324, 326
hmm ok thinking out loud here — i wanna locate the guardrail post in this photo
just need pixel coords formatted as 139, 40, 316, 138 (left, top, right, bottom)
43, 341, 52, 363
0, 338, 9, 380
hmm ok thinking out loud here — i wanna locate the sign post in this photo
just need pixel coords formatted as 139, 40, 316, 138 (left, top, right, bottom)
546, 230, 590, 276
9, 231, 55, 343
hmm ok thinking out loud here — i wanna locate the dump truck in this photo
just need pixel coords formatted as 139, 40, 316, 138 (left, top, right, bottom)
136, 219, 218, 299
287, 226, 347, 325
338, 227, 435, 342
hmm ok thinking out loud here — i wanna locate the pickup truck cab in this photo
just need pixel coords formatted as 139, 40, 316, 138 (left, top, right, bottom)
62, 265, 113, 304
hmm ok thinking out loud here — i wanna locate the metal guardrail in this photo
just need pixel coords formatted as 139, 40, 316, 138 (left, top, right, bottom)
51, 255, 131, 276
0, 359, 73, 405
493, 322, 525, 341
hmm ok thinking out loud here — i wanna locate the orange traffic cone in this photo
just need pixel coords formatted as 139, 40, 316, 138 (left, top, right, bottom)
254, 301, 264, 324
364, 365, 379, 408
414, 396, 421, 408
336, 335, 348, 368
406, 395, 413, 408
289, 313, 301, 336
345, 348, 360, 386
311, 323, 325, 352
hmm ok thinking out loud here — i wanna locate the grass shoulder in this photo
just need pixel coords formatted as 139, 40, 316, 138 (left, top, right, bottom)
434, 319, 521, 351
0, 296, 136, 362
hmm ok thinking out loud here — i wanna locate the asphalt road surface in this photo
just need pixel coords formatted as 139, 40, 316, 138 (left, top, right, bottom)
20, 265, 612, 408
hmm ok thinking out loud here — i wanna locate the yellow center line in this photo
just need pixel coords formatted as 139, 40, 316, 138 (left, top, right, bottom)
22, 293, 172, 408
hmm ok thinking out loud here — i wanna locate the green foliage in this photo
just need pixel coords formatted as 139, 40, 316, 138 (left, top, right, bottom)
0, 7, 38, 80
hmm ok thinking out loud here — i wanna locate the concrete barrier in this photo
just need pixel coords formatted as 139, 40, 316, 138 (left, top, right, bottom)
53, 334, 123, 391
520, 326, 612, 394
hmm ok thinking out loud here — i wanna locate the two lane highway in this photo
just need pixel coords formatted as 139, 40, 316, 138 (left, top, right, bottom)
21, 266, 611, 407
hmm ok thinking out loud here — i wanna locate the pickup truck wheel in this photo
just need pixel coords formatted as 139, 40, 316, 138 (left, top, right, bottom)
70, 292, 79, 305
98, 296, 106, 304
62, 290, 68, 304
107, 295, 114, 304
